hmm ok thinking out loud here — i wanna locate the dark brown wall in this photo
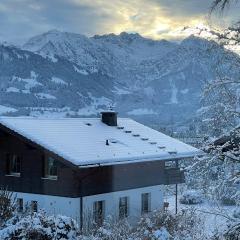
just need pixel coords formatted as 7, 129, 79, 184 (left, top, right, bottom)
0, 127, 184, 198
78, 161, 166, 197
0, 130, 80, 197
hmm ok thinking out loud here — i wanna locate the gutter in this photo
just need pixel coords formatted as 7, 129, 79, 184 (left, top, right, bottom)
78, 151, 205, 168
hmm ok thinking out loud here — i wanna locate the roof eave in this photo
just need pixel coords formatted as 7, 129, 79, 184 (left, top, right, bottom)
78, 151, 203, 168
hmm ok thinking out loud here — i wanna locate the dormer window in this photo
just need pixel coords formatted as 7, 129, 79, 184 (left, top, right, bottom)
43, 156, 58, 180
6, 153, 21, 177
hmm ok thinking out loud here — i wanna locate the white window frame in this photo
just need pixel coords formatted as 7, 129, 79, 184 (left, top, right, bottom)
141, 193, 151, 214
6, 153, 21, 177
43, 156, 58, 180
119, 196, 129, 219
93, 200, 105, 225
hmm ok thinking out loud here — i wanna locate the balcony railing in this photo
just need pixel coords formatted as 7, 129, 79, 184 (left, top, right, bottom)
164, 167, 185, 185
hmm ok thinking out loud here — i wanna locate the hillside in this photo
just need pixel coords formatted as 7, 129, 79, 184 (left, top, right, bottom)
0, 27, 240, 130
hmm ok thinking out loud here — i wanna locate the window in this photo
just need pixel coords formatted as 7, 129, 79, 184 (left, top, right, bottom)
93, 200, 104, 225
17, 198, 23, 212
165, 160, 176, 168
6, 154, 21, 176
43, 156, 58, 179
119, 196, 129, 219
31, 201, 38, 212
141, 193, 151, 214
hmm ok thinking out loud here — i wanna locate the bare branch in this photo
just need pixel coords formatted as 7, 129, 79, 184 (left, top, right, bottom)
196, 209, 234, 221
210, 0, 237, 13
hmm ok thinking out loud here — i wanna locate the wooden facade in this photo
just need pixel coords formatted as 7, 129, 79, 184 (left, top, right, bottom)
0, 124, 184, 198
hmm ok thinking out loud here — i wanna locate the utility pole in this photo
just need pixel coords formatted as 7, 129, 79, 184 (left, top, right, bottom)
175, 182, 178, 214
175, 159, 179, 215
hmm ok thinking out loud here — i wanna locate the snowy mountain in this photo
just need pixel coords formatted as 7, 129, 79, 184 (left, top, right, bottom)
1, 28, 240, 130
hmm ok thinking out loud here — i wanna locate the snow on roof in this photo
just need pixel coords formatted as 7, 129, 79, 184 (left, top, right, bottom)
0, 117, 201, 167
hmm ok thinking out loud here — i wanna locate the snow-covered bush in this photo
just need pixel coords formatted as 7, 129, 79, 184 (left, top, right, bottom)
0, 211, 78, 240
87, 216, 132, 240
186, 141, 240, 205
0, 208, 210, 240
179, 190, 203, 205
233, 208, 240, 219
222, 223, 240, 240
79, 209, 207, 240
213, 222, 240, 240
132, 211, 174, 239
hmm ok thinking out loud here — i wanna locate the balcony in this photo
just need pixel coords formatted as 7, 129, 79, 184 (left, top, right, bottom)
164, 168, 185, 185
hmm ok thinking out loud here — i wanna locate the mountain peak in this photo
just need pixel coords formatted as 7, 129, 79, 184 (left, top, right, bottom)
119, 31, 143, 39
92, 32, 152, 45
46, 29, 61, 34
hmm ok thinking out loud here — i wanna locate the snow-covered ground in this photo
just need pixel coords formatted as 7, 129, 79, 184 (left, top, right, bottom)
165, 192, 237, 238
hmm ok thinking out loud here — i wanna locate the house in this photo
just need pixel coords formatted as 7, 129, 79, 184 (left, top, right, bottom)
0, 111, 200, 228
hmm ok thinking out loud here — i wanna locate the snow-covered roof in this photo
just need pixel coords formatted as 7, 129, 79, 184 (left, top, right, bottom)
0, 117, 201, 167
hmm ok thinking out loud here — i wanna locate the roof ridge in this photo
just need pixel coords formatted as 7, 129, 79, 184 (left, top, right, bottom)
0, 117, 132, 120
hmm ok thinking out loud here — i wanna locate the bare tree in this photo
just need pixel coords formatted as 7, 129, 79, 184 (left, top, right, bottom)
0, 187, 16, 226
211, 0, 238, 12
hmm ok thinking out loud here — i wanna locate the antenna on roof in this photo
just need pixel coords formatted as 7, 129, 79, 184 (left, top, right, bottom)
109, 104, 113, 111
108, 102, 116, 111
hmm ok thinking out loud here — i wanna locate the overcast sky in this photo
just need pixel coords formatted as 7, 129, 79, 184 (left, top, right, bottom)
0, 0, 240, 44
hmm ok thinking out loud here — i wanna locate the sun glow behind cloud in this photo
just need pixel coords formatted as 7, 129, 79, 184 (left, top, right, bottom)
0, 0, 238, 43
71, 0, 210, 40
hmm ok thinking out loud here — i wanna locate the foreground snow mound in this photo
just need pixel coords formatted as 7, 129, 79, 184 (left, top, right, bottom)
0, 211, 78, 240
180, 190, 204, 205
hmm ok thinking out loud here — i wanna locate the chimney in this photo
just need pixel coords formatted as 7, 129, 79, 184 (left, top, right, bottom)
101, 111, 118, 126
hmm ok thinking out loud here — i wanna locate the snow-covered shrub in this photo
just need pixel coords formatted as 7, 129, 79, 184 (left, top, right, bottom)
131, 209, 206, 240
233, 208, 240, 219
223, 223, 240, 240
0, 211, 78, 240
186, 148, 240, 205
94, 218, 132, 240
0, 208, 210, 240
213, 222, 240, 240
132, 211, 173, 240
80, 210, 202, 240
179, 190, 203, 205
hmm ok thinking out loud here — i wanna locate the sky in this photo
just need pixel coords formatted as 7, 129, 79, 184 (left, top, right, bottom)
0, 0, 240, 44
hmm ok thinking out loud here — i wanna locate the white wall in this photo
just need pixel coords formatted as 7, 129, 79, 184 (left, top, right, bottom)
83, 185, 164, 225
13, 192, 81, 222
13, 185, 164, 227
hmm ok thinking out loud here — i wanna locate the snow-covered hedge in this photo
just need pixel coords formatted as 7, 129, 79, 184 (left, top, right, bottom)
180, 190, 204, 205
0, 208, 209, 240
0, 211, 78, 240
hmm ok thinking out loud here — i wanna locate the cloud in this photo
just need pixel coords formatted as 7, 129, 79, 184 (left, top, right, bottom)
0, 0, 239, 44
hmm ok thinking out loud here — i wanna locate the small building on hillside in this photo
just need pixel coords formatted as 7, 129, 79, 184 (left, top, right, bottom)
0, 112, 200, 228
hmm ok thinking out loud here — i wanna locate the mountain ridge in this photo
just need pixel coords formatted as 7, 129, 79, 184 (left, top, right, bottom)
0, 26, 240, 131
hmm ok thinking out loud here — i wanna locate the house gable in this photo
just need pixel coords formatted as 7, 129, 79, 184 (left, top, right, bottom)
0, 125, 185, 197
0, 126, 80, 197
